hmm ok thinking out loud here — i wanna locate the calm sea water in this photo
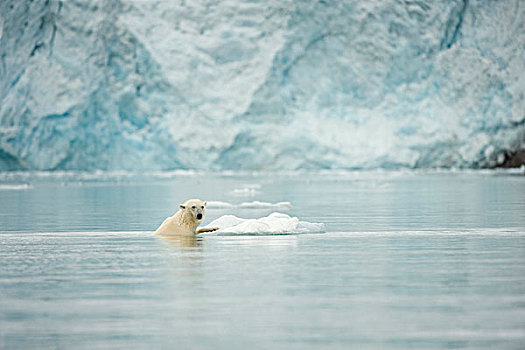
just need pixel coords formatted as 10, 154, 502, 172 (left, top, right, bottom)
1, 171, 524, 349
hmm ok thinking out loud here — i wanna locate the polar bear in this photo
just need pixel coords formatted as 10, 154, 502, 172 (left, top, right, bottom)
154, 199, 219, 236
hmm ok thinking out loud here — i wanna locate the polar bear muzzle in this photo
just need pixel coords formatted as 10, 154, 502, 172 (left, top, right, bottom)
180, 199, 207, 221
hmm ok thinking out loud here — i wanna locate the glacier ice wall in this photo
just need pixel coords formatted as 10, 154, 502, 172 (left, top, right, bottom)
0, 0, 524, 170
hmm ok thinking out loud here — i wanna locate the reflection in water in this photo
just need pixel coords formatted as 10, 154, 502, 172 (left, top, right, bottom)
156, 235, 203, 248
213, 235, 299, 248
156, 235, 205, 277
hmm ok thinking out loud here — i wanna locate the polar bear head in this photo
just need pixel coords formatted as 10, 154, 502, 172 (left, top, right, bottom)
179, 199, 207, 222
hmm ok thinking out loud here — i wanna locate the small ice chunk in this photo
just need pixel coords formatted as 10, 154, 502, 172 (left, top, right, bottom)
0, 184, 33, 190
207, 200, 292, 209
232, 188, 261, 196
238, 201, 292, 209
206, 201, 234, 208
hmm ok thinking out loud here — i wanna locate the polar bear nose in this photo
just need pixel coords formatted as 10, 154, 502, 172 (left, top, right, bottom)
196, 213, 203, 220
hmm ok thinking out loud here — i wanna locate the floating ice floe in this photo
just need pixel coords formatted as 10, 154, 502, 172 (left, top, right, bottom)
199, 212, 325, 235
207, 200, 292, 209
0, 184, 33, 190
231, 184, 262, 197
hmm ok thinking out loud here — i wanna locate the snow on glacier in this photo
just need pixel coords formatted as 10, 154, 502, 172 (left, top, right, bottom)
0, 0, 523, 171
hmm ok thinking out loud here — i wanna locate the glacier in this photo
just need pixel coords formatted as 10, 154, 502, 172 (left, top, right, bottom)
0, 0, 524, 171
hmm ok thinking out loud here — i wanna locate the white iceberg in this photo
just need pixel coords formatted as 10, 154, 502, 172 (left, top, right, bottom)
199, 212, 325, 236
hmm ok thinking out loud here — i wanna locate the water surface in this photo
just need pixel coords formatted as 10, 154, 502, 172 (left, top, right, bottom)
1, 171, 524, 349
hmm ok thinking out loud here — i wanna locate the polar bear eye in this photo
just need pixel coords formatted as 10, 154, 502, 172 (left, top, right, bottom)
192, 206, 196, 209
201, 206, 204, 209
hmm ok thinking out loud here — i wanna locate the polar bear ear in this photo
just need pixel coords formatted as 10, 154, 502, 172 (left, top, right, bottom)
179, 204, 186, 210
203, 201, 207, 207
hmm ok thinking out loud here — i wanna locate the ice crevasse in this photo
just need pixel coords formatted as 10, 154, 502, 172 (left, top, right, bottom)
0, 0, 524, 171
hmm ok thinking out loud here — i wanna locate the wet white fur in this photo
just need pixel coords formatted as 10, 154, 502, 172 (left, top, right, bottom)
154, 199, 217, 236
